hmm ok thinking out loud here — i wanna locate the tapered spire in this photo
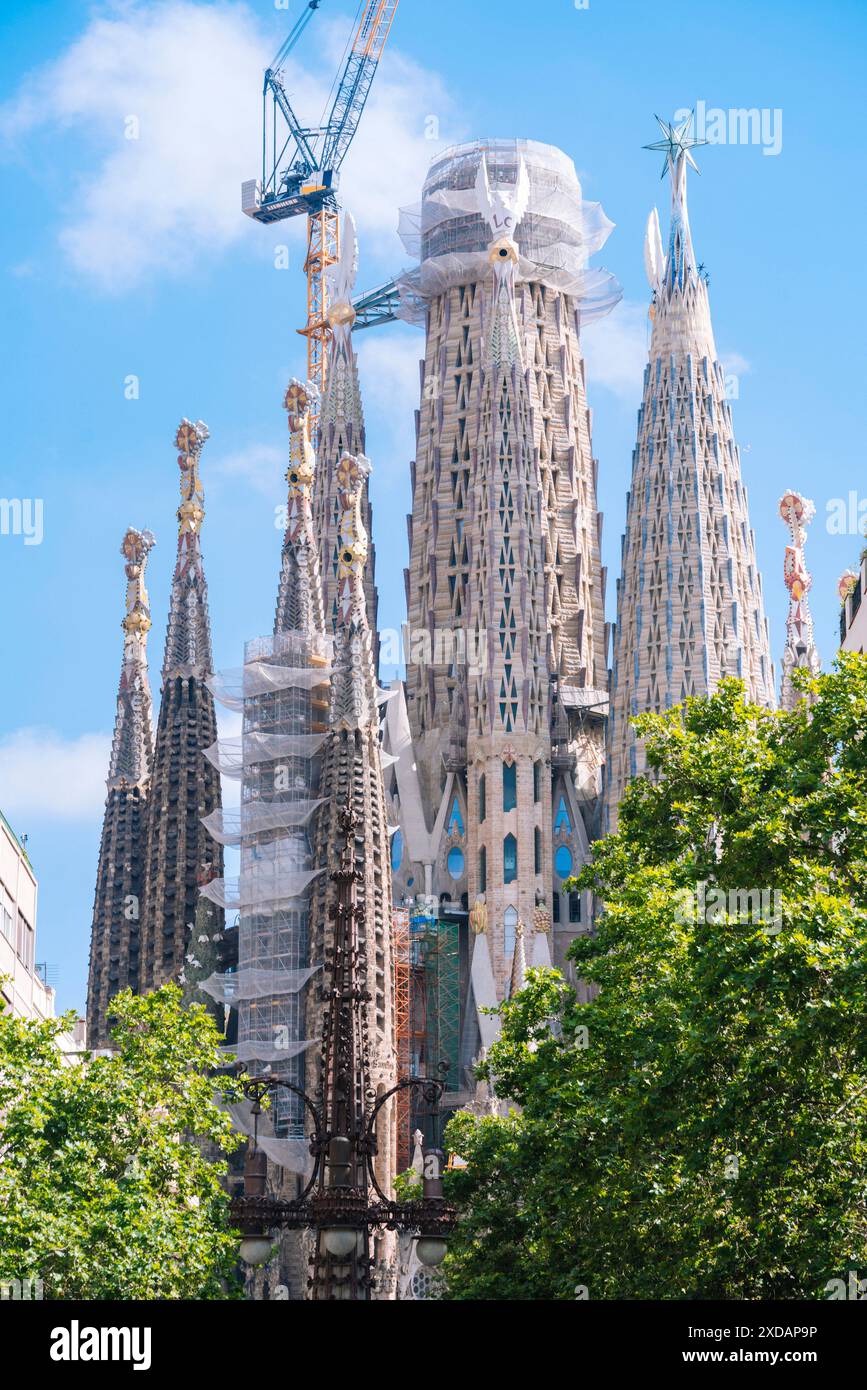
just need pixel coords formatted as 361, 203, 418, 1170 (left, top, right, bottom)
779, 491, 821, 708
87, 526, 156, 1047
108, 527, 156, 788
162, 419, 214, 683
642, 113, 714, 359
507, 919, 527, 999
274, 379, 326, 636
308, 447, 397, 1251
140, 420, 223, 993
313, 211, 379, 663
604, 117, 775, 830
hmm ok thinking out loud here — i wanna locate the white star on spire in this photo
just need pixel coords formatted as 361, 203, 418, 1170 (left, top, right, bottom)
643, 112, 708, 180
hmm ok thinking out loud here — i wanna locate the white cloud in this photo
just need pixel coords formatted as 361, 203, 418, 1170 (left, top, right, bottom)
0, 728, 110, 822
582, 298, 649, 406
355, 327, 422, 473
211, 441, 285, 499
0, 1, 457, 292
720, 350, 751, 377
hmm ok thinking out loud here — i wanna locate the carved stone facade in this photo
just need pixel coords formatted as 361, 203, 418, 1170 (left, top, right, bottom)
384, 140, 616, 1090
604, 130, 775, 830
140, 422, 224, 992
87, 528, 156, 1047
313, 212, 379, 669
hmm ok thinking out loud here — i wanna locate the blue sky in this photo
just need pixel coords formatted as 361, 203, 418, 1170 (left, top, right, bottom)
1, 0, 865, 1016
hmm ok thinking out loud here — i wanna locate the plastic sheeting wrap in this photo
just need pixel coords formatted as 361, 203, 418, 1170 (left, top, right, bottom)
395, 138, 622, 325
200, 867, 324, 911
220, 1037, 315, 1063
199, 964, 321, 1004
207, 662, 332, 712
222, 1097, 314, 1178
203, 732, 328, 778
202, 799, 325, 845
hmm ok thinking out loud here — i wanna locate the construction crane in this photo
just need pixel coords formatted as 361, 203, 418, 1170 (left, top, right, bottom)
242, 0, 400, 433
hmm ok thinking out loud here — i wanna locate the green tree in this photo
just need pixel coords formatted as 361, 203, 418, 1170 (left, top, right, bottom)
0, 983, 243, 1299
444, 659, 867, 1299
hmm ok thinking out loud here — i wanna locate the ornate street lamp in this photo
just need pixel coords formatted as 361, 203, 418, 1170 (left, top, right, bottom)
230, 808, 455, 1299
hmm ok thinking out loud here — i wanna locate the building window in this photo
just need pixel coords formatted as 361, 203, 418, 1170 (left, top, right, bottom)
554, 796, 572, 833
569, 892, 581, 924
503, 834, 517, 884
390, 828, 403, 874
447, 847, 465, 881
555, 844, 574, 879
16, 913, 34, 973
534, 826, 542, 874
478, 773, 486, 823
1, 902, 13, 945
533, 761, 541, 802
503, 761, 517, 812
478, 846, 487, 893
553, 894, 561, 923
448, 796, 465, 835
504, 906, 518, 959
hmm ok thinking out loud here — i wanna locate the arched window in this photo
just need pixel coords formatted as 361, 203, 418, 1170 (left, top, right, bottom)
478, 773, 486, 823
448, 796, 464, 835
503, 833, 517, 884
504, 906, 518, 959
447, 846, 465, 881
554, 795, 572, 834
503, 761, 517, 812
533, 761, 541, 803
534, 826, 542, 874
390, 828, 403, 874
478, 846, 487, 893
554, 844, 573, 879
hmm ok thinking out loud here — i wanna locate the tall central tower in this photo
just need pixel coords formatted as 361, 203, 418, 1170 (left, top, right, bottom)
383, 139, 620, 1088
604, 119, 775, 829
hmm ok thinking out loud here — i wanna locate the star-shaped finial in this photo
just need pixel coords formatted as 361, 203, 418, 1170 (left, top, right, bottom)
643, 112, 708, 180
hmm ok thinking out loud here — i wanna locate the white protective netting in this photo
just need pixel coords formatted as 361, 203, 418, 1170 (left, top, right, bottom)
207, 662, 332, 713
395, 138, 622, 325
201, 799, 325, 845
222, 1097, 314, 1177
200, 866, 324, 911
203, 733, 328, 779
200, 964, 321, 1004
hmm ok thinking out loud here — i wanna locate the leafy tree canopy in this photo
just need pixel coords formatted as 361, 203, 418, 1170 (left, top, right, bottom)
444, 659, 867, 1299
0, 983, 243, 1299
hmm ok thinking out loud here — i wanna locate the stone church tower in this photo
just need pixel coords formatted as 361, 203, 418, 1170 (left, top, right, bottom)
313, 212, 379, 668
383, 139, 620, 1081
87, 527, 156, 1047
604, 119, 775, 829
140, 421, 223, 991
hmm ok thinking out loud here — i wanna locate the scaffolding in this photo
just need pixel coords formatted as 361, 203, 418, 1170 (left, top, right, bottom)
204, 629, 332, 1164
407, 910, 462, 1150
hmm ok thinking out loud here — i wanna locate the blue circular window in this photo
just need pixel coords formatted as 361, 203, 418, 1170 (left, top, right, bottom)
554, 845, 573, 879
447, 847, 465, 881
390, 829, 403, 873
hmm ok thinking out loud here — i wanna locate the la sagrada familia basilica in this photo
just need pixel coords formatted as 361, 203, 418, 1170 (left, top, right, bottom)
87, 118, 820, 1297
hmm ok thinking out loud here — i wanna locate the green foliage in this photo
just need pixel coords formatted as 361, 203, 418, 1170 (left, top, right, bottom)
0, 984, 244, 1299
444, 660, 867, 1299
393, 1167, 423, 1202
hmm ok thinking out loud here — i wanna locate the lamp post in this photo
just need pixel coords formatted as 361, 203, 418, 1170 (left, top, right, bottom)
230, 807, 455, 1299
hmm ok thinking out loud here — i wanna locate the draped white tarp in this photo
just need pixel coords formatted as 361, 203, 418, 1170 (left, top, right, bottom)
207, 663, 332, 712
199, 964, 321, 1004
200, 867, 324, 911
219, 1038, 316, 1063
203, 733, 328, 778
201, 799, 326, 845
395, 138, 621, 326
221, 1096, 314, 1178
